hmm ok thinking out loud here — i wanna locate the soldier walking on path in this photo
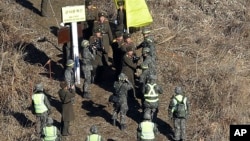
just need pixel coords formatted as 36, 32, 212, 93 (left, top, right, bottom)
64, 59, 75, 93
85, 125, 105, 141
137, 114, 159, 141
110, 73, 133, 131
142, 75, 163, 121
31, 83, 51, 136
58, 81, 75, 136
42, 117, 61, 141
81, 40, 95, 99
168, 87, 189, 141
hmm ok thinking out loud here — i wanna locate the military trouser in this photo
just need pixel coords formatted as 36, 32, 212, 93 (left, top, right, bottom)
143, 101, 159, 121
41, 0, 48, 17
82, 68, 92, 92
36, 112, 48, 135
174, 118, 186, 141
112, 102, 128, 126
61, 121, 70, 136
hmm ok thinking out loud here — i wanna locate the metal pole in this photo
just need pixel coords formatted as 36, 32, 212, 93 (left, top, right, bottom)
71, 22, 81, 84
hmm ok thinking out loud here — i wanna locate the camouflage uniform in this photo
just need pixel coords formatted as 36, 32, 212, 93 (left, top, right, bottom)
111, 73, 133, 130
111, 31, 124, 80
168, 87, 189, 141
84, 0, 98, 40
81, 40, 95, 98
41, 0, 48, 17
116, 0, 126, 32
142, 75, 163, 121
93, 12, 113, 66
139, 48, 157, 93
64, 60, 75, 92
31, 83, 51, 135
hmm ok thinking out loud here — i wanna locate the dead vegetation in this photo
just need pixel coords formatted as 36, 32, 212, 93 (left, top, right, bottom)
1, 0, 250, 140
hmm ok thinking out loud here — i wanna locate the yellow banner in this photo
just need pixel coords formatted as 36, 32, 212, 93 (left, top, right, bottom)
114, 0, 153, 27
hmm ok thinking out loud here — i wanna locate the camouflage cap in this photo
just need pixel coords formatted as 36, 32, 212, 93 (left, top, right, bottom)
35, 83, 44, 91
90, 125, 98, 134
81, 40, 90, 48
66, 59, 74, 67
115, 31, 123, 38
47, 117, 53, 125
117, 0, 125, 6
123, 32, 131, 39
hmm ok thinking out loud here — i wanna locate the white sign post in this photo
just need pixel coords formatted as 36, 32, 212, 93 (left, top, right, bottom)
62, 5, 86, 84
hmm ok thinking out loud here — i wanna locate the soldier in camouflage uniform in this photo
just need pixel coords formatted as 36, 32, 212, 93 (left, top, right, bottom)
93, 11, 113, 66
111, 31, 124, 80
84, 0, 98, 40
139, 47, 156, 92
168, 87, 189, 141
64, 59, 75, 92
89, 28, 105, 83
116, 0, 126, 32
137, 28, 156, 63
41, 0, 48, 17
81, 40, 95, 99
111, 73, 133, 131
142, 75, 163, 122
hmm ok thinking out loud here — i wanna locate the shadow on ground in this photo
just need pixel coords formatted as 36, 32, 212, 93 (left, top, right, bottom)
15, 0, 42, 16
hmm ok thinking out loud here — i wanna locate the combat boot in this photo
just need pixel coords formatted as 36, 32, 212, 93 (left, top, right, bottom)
112, 119, 116, 126
120, 124, 126, 131
83, 91, 91, 99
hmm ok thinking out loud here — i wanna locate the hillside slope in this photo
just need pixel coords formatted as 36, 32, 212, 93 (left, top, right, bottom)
0, 0, 250, 141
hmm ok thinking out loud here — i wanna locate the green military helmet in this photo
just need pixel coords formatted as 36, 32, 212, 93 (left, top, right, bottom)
81, 40, 90, 48
142, 47, 150, 54
118, 73, 128, 81
66, 59, 74, 67
175, 86, 183, 94
142, 28, 151, 34
47, 117, 53, 125
35, 83, 44, 91
149, 74, 157, 80
140, 62, 149, 70
117, 0, 125, 6
90, 125, 98, 134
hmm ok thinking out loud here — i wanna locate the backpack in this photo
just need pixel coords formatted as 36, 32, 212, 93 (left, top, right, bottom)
173, 96, 186, 118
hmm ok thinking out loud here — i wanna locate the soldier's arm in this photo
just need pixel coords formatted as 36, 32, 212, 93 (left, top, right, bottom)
185, 97, 190, 116
64, 71, 71, 87
123, 55, 137, 70
137, 124, 142, 140
168, 97, 175, 118
157, 85, 163, 94
44, 95, 51, 110
107, 22, 113, 42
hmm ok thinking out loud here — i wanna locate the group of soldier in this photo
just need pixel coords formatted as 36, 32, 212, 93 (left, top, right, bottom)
32, 0, 190, 141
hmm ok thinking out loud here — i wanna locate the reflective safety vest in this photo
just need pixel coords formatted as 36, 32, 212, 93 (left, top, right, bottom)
86, 134, 102, 141
171, 94, 187, 113
140, 121, 155, 140
32, 93, 48, 114
144, 83, 158, 103
43, 126, 57, 141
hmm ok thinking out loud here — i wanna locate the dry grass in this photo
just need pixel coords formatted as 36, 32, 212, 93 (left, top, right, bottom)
1, 0, 250, 140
